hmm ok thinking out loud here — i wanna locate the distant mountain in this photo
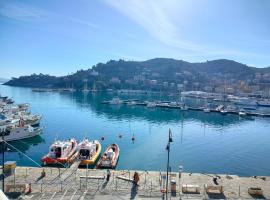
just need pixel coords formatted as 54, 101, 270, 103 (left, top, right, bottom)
4, 58, 270, 92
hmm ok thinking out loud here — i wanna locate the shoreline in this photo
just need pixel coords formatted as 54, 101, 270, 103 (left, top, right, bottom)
2, 166, 270, 199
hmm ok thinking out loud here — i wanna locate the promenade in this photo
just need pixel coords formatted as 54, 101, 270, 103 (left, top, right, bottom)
1, 166, 270, 199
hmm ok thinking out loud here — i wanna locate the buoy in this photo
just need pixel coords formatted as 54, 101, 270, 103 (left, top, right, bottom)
132, 134, 135, 142
101, 136, 105, 141
119, 134, 122, 138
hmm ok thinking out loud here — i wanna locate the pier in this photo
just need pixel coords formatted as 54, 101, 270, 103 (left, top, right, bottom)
1, 166, 270, 199
102, 100, 270, 118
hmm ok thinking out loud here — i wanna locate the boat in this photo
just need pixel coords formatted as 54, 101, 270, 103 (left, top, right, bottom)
203, 108, 211, 113
257, 100, 270, 107
233, 97, 258, 106
0, 122, 42, 142
41, 138, 78, 165
146, 102, 156, 108
220, 110, 228, 115
109, 97, 122, 105
78, 139, 102, 166
127, 101, 137, 106
96, 144, 120, 169
239, 110, 247, 117
21, 114, 42, 126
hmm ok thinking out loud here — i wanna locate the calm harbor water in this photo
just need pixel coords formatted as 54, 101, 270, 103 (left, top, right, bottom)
1, 85, 270, 176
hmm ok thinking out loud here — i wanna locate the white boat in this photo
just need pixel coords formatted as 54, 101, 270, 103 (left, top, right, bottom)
181, 104, 188, 110
234, 97, 258, 106
127, 101, 137, 106
220, 110, 228, 115
109, 97, 122, 105
42, 138, 78, 165
146, 102, 156, 108
0, 124, 42, 142
203, 108, 211, 113
78, 139, 102, 166
21, 114, 42, 126
239, 110, 247, 117
257, 100, 270, 107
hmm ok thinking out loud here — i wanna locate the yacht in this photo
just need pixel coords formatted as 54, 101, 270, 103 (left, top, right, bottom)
257, 100, 270, 107
234, 97, 258, 106
0, 123, 42, 142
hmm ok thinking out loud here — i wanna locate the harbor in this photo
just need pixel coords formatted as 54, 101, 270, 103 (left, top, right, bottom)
1, 166, 270, 199
1, 85, 270, 176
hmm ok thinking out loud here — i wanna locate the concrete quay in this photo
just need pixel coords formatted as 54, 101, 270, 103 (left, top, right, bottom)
1, 166, 270, 199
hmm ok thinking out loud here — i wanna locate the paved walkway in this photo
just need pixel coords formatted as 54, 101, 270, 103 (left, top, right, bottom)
2, 167, 270, 199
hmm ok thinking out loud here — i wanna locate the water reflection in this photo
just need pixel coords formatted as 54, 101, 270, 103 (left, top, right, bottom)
57, 91, 265, 129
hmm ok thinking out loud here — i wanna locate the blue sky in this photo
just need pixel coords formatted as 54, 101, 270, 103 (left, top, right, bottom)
0, 0, 269, 78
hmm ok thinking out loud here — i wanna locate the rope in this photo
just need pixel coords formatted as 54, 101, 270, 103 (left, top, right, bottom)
4, 140, 42, 167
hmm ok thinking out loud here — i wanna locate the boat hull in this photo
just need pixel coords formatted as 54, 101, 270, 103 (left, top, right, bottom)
80, 142, 102, 166
97, 144, 120, 169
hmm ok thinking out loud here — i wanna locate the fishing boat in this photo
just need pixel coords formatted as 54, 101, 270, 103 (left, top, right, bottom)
0, 121, 42, 142
96, 144, 120, 169
41, 138, 78, 165
78, 139, 101, 166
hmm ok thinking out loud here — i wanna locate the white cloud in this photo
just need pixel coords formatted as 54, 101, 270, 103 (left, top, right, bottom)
104, 0, 269, 59
0, 2, 45, 21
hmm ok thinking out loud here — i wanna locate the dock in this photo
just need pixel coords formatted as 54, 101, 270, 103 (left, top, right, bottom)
2, 166, 270, 199
102, 100, 270, 118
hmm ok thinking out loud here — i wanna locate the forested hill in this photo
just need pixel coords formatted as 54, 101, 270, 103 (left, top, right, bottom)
4, 58, 270, 91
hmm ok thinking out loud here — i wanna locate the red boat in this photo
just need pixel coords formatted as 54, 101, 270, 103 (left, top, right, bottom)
41, 138, 78, 165
96, 144, 120, 169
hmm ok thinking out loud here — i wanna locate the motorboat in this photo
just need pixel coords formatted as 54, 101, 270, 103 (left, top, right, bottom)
257, 100, 270, 107
239, 110, 247, 117
109, 97, 122, 105
0, 122, 42, 142
146, 102, 156, 108
220, 110, 228, 115
41, 138, 78, 165
78, 139, 101, 166
21, 114, 42, 126
96, 144, 120, 169
203, 108, 211, 113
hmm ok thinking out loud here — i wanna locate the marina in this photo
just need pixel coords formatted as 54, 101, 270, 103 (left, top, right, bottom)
1, 85, 270, 177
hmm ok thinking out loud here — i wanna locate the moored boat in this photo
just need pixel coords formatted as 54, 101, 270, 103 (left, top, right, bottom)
41, 138, 78, 165
0, 123, 42, 142
78, 139, 101, 166
96, 144, 120, 169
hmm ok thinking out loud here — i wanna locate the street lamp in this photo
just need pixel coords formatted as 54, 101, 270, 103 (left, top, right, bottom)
165, 129, 173, 200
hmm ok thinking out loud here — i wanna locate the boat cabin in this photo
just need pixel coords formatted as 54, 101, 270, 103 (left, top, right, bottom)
79, 141, 98, 159
49, 140, 75, 159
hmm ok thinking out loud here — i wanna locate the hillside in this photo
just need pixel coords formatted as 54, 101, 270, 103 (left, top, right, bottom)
4, 58, 270, 92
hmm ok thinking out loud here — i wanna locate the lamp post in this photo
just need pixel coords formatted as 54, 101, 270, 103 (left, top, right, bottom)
165, 129, 173, 200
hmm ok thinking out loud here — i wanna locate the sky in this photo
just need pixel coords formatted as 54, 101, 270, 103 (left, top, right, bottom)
0, 0, 270, 78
